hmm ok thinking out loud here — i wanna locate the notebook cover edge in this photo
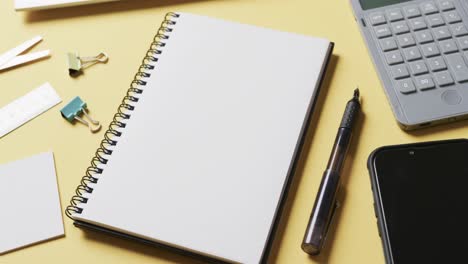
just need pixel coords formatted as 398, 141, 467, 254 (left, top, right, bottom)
73, 220, 228, 264
259, 41, 335, 263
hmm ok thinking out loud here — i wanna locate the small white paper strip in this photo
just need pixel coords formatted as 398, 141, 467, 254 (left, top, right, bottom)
0, 82, 61, 138
0, 36, 42, 68
0, 50, 51, 71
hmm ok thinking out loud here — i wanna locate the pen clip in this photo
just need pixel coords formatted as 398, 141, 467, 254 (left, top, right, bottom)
324, 200, 340, 242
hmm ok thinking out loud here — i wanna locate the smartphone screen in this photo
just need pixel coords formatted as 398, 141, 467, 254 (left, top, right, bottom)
373, 140, 468, 263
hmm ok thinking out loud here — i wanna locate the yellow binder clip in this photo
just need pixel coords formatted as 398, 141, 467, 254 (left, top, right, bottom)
67, 52, 108, 77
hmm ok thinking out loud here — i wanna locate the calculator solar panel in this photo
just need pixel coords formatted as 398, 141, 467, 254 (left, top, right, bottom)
351, 0, 468, 129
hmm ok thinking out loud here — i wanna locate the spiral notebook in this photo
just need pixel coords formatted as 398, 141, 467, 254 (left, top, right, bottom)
66, 12, 333, 264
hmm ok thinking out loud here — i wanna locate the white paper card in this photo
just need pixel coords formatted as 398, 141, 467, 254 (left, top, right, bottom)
15, 0, 119, 11
0, 152, 64, 254
0, 82, 61, 138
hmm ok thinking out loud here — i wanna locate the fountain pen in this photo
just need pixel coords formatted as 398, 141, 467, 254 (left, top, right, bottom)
302, 88, 361, 255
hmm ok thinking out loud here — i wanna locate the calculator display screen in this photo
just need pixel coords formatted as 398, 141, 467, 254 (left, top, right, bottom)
360, 0, 412, 10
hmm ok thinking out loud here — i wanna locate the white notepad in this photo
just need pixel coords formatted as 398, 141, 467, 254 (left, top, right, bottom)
67, 12, 333, 263
0, 152, 64, 254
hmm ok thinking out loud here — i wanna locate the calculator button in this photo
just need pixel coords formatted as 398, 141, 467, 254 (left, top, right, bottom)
437, 0, 455, 11
426, 14, 445, 27
397, 34, 416, 48
397, 79, 417, 94
386, 9, 404, 22
432, 26, 451, 40
369, 12, 387, 26
409, 61, 429, 75
434, 71, 455, 86
415, 30, 434, 44
404, 5, 421, 18
446, 54, 468, 82
457, 36, 468, 50
444, 10, 462, 24
421, 43, 440, 57
421, 2, 439, 15
392, 21, 410, 34
409, 17, 428, 31
403, 47, 422, 61
391, 65, 410, 79
415, 75, 436, 90
386, 50, 404, 65
375, 25, 392, 38
450, 24, 468, 37
440, 39, 458, 54
379, 38, 398, 51
428, 57, 448, 71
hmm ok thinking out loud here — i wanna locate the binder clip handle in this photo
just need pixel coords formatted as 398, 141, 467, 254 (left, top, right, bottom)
74, 108, 101, 133
80, 52, 108, 65
67, 52, 109, 77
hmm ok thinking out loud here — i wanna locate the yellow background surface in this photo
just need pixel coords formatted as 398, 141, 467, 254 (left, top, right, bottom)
1, 0, 466, 263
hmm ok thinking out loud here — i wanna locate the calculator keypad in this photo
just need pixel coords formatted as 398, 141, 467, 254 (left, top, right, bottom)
440, 39, 458, 53
434, 71, 455, 85
409, 17, 428, 30
404, 5, 422, 18
428, 57, 448, 71
427, 14, 445, 27
421, 43, 440, 57
457, 36, 468, 49
392, 21, 410, 34
397, 79, 417, 94
415, 74, 436, 89
387, 9, 404, 22
421, 2, 439, 15
404, 47, 422, 60
433, 26, 451, 40
397, 34, 416, 47
375, 25, 392, 38
415, 30, 434, 43
386, 50, 404, 65
370, 12, 387, 25
438, 0, 455, 11
450, 23, 468, 36
446, 53, 468, 81
444, 10, 462, 23
368, 0, 468, 94
380, 38, 398, 52
391, 65, 411, 79
410, 61, 429, 75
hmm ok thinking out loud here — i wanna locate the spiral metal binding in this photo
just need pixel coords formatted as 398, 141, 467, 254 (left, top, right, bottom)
65, 12, 180, 219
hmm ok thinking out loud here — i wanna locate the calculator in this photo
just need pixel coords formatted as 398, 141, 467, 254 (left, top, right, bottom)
351, 0, 468, 130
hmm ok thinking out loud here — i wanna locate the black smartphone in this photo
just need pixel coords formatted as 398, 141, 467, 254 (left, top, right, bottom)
368, 139, 468, 264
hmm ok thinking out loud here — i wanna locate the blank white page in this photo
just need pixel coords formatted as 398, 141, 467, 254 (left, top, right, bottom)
0, 152, 64, 254
75, 13, 330, 263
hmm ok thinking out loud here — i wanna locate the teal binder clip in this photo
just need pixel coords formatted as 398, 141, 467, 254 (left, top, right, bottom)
61, 96, 101, 133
